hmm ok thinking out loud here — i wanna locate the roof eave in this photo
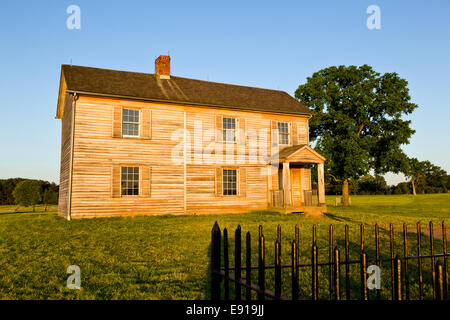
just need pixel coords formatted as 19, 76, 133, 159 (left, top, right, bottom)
65, 90, 315, 117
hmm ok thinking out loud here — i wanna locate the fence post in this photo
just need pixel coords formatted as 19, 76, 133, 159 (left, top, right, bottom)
403, 223, 409, 300
442, 221, 448, 300
312, 241, 318, 300
345, 224, 350, 300
374, 223, 381, 300
329, 224, 334, 299
295, 224, 300, 261
246, 231, 251, 300
435, 260, 444, 301
390, 224, 395, 300
333, 246, 341, 300
224, 228, 229, 300
360, 249, 368, 300
235, 225, 242, 300
277, 224, 281, 242
429, 221, 435, 300
258, 233, 265, 300
393, 255, 402, 301
292, 240, 299, 300
211, 222, 221, 300
416, 222, 423, 300
275, 239, 281, 299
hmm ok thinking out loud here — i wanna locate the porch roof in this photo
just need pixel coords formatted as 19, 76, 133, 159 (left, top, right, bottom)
268, 144, 325, 164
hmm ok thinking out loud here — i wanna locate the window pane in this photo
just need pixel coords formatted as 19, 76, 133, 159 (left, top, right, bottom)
278, 122, 289, 144
223, 169, 237, 195
223, 117, 236, 142
122, 109, 140, 136
121, 166, 139, 196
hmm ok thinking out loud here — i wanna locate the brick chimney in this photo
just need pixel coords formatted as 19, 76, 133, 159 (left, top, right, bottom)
155, 55, 170, 79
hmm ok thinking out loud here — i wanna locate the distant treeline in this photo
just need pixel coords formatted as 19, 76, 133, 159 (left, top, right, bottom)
0, 178, 58, 205
324, 173, 450, 196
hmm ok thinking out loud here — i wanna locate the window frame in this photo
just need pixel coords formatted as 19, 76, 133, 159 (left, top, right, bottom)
222, 168, 238, 196
222, 117, 237, 143
120, 166, 140, 196
277, 121, 290, 145
122, 108, 140, 138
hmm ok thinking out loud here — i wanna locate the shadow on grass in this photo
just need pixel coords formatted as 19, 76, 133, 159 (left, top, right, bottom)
323, 212, 356, 224
0, 210, 38, 216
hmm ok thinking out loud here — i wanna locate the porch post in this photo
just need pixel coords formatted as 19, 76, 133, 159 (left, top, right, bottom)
318, 162, 325, 206
283, 162, 291, 206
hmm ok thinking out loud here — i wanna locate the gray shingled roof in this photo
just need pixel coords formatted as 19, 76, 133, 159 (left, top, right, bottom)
61, 65, 313, 116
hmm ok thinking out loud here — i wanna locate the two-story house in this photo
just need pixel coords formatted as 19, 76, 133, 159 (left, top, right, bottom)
56, 55, 326, 219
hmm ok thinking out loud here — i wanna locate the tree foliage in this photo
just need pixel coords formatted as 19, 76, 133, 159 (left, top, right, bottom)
12, 180, 42, 210
295, 65, 418, 204
0, 179, 58, 206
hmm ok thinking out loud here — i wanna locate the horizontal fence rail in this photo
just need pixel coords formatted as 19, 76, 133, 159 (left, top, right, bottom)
210, 221, 449, 300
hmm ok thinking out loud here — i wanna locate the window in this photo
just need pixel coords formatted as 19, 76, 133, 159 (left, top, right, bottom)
277, 122, 289, 145
121, 166, 139, 196
122, 109, 140, 137
222, 117, 236, 142
223, 169, 237, 195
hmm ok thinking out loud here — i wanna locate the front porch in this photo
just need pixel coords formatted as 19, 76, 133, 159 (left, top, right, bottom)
267, 145, 326, 215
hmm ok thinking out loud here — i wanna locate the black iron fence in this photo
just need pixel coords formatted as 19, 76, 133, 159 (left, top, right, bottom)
210, 221, 448, 300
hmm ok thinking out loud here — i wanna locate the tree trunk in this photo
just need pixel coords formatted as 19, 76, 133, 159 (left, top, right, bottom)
342, 179, 350, 206
44, 204, 47, 212
32, 205, 35, 212
411, 179, 416, 196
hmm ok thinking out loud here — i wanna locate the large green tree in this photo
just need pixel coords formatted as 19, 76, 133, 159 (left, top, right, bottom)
295, 65, 417, 205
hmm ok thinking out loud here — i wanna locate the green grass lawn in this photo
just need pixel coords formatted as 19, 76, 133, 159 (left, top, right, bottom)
0, 194, 448, 300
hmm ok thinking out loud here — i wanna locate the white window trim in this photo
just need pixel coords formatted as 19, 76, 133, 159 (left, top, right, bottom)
122, 108, 141, 138
278, 121, 291, 145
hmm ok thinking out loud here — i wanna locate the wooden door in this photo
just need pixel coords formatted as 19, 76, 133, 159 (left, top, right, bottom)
290, 168, 302, 206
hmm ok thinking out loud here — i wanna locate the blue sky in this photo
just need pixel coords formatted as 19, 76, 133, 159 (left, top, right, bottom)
0, 0, 449, 185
